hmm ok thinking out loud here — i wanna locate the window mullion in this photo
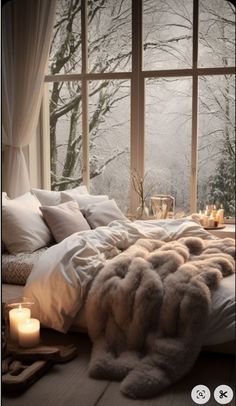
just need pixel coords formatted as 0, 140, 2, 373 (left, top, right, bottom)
41, 83, 51, 189
81, 0, 89, 189
131, 0, 143, 213
190, 0, 199, 213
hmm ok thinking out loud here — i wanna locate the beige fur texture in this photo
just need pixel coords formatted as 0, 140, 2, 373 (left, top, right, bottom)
85, 237, 235, 399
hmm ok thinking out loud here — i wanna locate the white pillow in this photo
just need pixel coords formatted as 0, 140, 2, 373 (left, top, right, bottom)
84, 199, 128, 229
2, 192, 9, 203
31, 188, 61, 206
2, 193, 9, 253
40, 201, 91, 243
61, 192, 109, 210
2, 192, 52, 254
31, 185, 89, 206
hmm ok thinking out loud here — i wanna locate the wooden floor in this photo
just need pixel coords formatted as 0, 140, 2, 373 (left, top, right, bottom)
2, 329, 235, 406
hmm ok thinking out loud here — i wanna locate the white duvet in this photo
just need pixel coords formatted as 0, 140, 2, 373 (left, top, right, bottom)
24, 219, 235, 345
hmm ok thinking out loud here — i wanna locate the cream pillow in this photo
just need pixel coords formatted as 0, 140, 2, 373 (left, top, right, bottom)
31, 185, 89, 206
2, 192, 52, 254
31, 188, 61, 206
61, 192, 108, 210
84, 199, 128, 229
40, 201, 91, 243
2, 192, 9, 202
2, 193, 9, 253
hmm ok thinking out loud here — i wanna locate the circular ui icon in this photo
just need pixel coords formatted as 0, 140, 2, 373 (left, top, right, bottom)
191, 385, 211, 404
214, 385, 234, 404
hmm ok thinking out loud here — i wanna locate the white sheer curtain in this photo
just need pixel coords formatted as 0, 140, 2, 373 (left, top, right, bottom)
2, 0, 57, 198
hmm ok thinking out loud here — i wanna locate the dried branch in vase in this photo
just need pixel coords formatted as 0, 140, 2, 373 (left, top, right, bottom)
131, 170, 154, 219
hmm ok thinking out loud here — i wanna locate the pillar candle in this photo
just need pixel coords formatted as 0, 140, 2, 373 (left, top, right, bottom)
9, 306, 31, 341
208, 215, 215, 228
202, 215, 209, 227
217, 209, 224, 224
18, 318, 40, 348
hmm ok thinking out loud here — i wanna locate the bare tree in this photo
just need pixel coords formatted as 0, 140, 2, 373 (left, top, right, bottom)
48, 0, 235, 215
49, 0, 131, 191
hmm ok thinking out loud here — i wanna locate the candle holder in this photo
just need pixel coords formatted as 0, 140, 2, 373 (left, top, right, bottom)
151, 195, 175, 219
4, 297, 35, 349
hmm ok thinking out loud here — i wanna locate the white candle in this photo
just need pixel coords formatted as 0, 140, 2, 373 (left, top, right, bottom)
9, 305, 31, 341
198, 210, 205, 226
18, 318, 40, 348
217, 208, 224, 224
202, 214, 209, 227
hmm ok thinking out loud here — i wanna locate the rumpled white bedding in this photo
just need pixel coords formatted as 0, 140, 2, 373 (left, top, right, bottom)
24, 219, 235, 345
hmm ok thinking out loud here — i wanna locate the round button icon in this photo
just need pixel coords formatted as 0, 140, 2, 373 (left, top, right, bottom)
191, 385, 211, 404
214, 385, 234, 404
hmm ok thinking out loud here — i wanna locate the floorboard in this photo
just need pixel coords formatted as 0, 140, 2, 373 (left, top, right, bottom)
2, 332, 235, 406
2, 331, 108, 406
97, 352, 235, 406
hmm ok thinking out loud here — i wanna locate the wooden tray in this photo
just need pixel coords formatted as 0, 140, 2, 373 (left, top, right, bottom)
204, 225, 225, 230
2, 344, 78, 393
2, 359, 51, 393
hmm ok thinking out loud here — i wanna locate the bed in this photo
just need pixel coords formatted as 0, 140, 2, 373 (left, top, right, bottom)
2, 218, 235, 346
2, 189, 235, 398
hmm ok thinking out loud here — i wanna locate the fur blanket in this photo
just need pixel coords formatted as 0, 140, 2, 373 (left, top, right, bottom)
86, 237, 235, 399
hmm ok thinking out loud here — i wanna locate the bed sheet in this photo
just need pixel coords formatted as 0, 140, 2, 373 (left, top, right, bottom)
203, 273, 235, 345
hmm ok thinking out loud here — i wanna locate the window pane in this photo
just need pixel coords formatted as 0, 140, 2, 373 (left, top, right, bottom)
197, 75, 235, 217
49, 81, 83, 190
88, 0, 132, 73
143, 0, 193, 70
48, 0, 81, 74
145, 77, 192, 215
198, 0, 235, 68
89, 80, 130, 212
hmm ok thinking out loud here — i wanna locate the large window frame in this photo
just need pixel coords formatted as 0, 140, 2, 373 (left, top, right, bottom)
44, 0, 235, 214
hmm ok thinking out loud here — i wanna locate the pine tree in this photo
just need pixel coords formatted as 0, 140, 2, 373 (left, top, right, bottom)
207, 156, 235, 217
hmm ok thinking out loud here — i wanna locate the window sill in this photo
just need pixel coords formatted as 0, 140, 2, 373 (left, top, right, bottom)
208, 224, 235, 239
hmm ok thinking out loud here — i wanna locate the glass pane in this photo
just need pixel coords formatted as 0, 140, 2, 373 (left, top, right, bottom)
143, 0, 193, 70
198, 75, 235, 217
89, 80, 130, 212
48, 0, 81, 74
49, 81, 83, 190
88, 0, 132, 73
145, 77, 192, 215
199, 0, 235, 68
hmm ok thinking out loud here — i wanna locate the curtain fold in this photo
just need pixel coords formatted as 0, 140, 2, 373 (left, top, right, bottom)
2, 0, 57, 198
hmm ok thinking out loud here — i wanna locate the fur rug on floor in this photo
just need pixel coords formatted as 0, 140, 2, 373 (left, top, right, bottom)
86, 237, 235, 399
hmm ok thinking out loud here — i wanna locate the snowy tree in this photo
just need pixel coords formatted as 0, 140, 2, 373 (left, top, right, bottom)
197, 0, 235, 215
207, 156, 235, 216
49, 0, 131, 192
48, 0, 235, 214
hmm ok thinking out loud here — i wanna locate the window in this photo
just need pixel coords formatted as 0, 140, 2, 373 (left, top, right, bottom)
45, 0, 235, 217
145, 77, 192, 214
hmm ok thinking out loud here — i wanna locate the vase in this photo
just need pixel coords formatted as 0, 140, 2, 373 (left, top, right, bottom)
136, 203, 149, 219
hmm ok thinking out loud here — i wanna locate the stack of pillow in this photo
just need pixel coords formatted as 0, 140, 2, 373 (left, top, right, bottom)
2, 187, 128, 255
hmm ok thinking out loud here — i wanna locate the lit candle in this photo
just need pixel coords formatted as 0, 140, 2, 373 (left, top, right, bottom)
202, 214, 209, 227
18, 318, 40, 348
9, 305, 31, 341
198, 210, 205, 226
208, 214, 215, 228
217, 207, 224, 224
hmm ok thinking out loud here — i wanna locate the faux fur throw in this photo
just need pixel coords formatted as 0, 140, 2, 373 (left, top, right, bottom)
86, 237, 235, 399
